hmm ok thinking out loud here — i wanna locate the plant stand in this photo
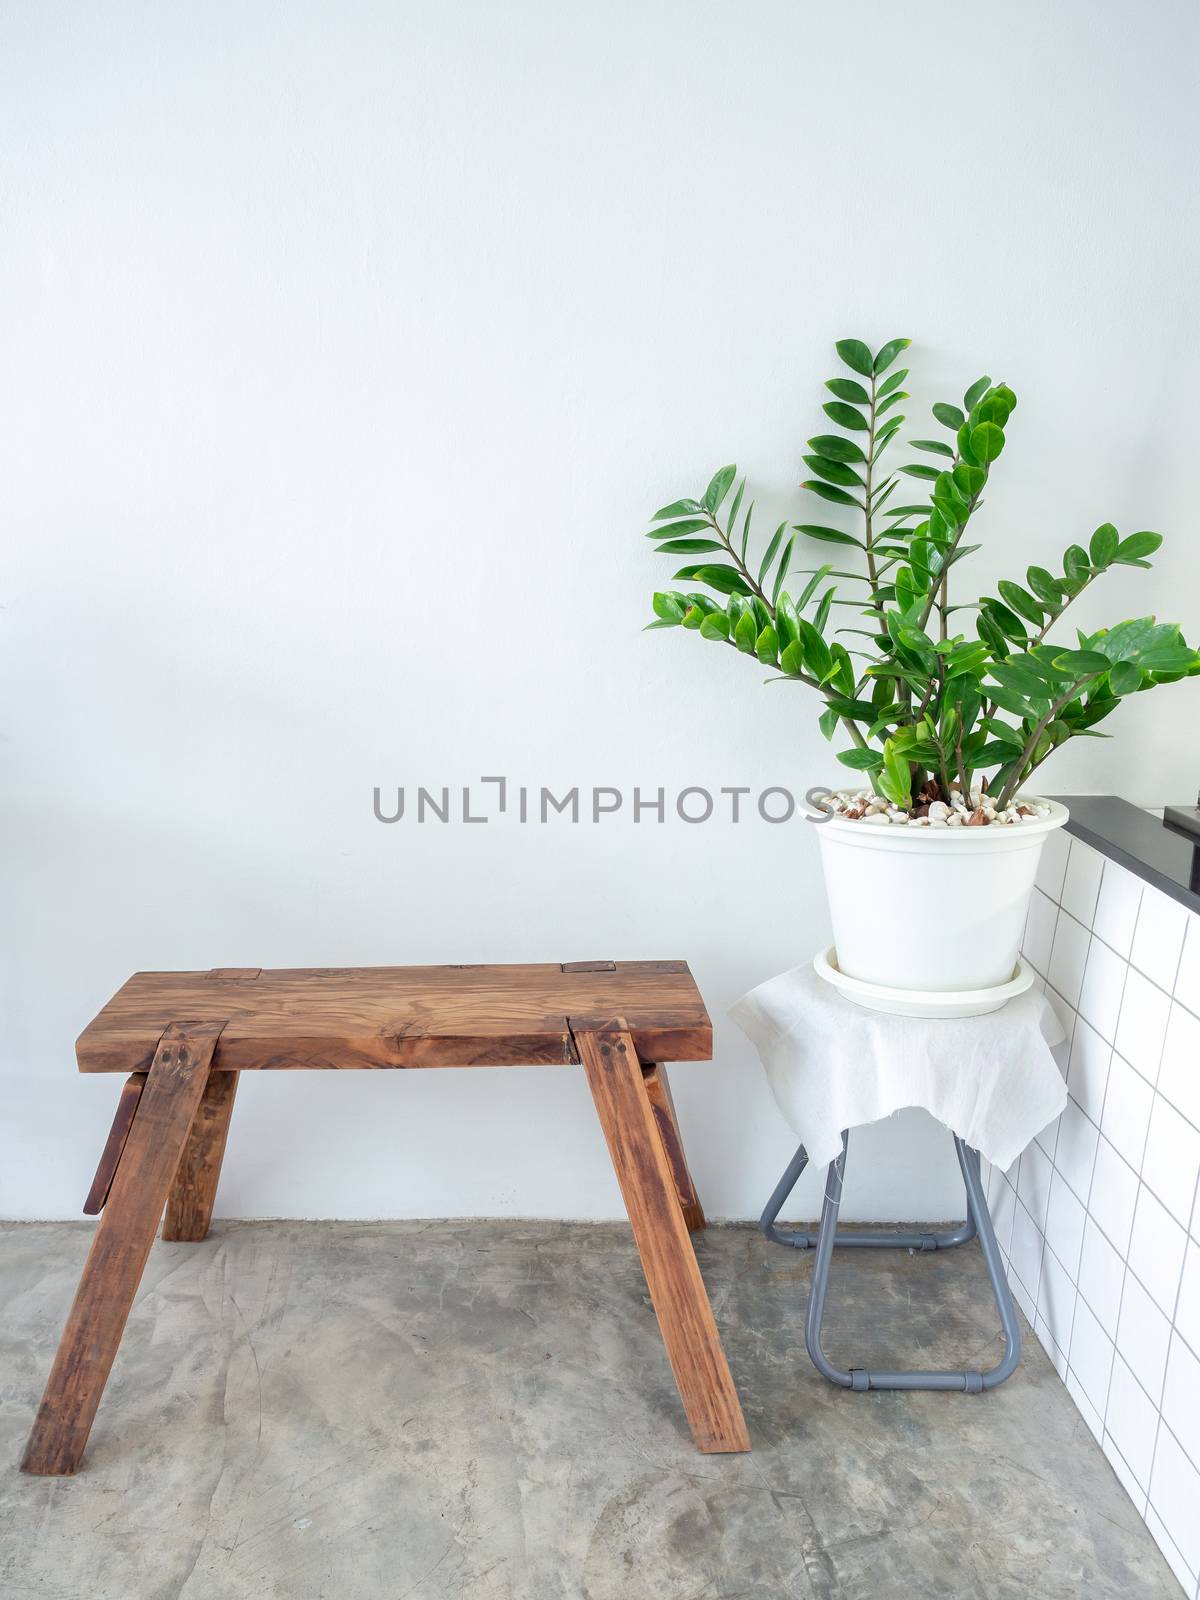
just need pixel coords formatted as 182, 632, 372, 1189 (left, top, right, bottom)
760, 1128, 1020, 1392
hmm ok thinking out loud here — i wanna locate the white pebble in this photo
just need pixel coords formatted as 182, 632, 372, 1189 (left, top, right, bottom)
928, 818, 949, 828
889, 812, 909, 824
928, 801, 951, 821
946, 812, 963, 826
862, 810, 890, 826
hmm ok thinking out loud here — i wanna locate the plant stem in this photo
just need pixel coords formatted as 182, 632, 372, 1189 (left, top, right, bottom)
996, 672, 1101, 809
981, 568, 1100, 726
861, 375, 886, 621
708, 513, 773, 612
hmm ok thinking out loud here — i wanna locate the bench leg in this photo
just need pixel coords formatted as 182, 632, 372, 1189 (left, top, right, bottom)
21, 1022, 223, 1475
162, 1069, 239, 1241
576, 1025, 749, 1454
642, 1063, 705, 1233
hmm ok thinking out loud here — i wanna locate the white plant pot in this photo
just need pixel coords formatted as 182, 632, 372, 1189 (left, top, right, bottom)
814, 795, 1068, 1006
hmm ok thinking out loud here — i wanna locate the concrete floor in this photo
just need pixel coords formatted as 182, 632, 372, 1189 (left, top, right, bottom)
0, 1221, 1181, 1600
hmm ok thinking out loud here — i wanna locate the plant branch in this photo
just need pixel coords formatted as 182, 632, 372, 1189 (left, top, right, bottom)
706, 512, 775, 613
996, 672, 1102, 809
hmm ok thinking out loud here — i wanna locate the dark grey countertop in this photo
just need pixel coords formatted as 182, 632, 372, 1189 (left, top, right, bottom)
1052, 794, 1200, 916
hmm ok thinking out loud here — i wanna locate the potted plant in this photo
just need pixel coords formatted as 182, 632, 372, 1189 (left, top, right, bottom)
645, 336, 1200, 1003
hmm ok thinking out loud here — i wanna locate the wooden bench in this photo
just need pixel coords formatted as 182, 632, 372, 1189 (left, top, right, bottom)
21, 961, 750, 1474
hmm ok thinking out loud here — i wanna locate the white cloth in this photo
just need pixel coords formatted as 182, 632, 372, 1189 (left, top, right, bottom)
730, 963, 1068, 1171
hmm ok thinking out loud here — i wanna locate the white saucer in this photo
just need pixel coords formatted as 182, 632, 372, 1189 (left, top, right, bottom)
813, 946, 1035, 1018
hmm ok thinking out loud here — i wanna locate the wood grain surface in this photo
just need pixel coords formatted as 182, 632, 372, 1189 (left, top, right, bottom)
75, 961, 711, 1073
22, 1023, 224, 1475
161, 1069, 240, 1241
576, 1023, 749, 1454
82, 1072, 146, 1215
642, 1063, 706, 1233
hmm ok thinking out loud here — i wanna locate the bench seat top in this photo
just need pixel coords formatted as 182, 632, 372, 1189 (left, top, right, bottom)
75, 960, 712, 1073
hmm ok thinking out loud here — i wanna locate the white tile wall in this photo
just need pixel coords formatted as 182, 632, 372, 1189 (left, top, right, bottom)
983, 834, 1200, 1597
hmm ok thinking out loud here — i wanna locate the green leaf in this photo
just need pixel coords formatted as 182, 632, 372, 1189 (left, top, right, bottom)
1141, 646, 1200, 672
973, 741, 1022, 767
983, 719, 1025, 748
739, 498, 754, 560
813, 586, 836, 634
952, 462, 985, 499
900, 464, 942, 481
654, 537, 724, 553
824, 695, 879, 721
644, 518, 712, 538
796, 563, 833, 608
990, 658, 1053, 697
757, 522, 786, 585
794, 523, 864, 548
687, 565, 753, 596
1050, 649, 1113, 677
1114, 531, 1163, 563
776, 593, 800, 645
755, 624, 779, 665
802, 453, 863, 488
969, 422, 1005, 462
726, 477, 745, 537
932, 402, 965, 430
801, 481, 861, 507
826, 377, 870, 404
680, 605, 705, 629
975, 395, 1010, 427
733, 609, 758, 653
997, 581, 1045, 626
651, 498, 702, 520
876, 393, 908, 417
823, 400, 870, 431
798, 619, 832, 680
835, 339, 874, 377
963, 375, 992, 410
879, 736, 912, 807
1061, 545, 1092, 594
652, 591, 686, 622
1089, 523, 1119, 568
1027, 566, 1063, 607
772, 535, 797, 605
808, 434, 867, 464
780, 640, 806, 676
1092, 617, 1168, 662
837, 747, 884, 771
911, 438, 955, 457
703, 464, 737, 513
987, 683, 1036, 719
1108, 659, 1141, 695
984, 599, 1029, 644
877, 368, 908, 399
895, 619, 938, 661
873, 337, 911, 375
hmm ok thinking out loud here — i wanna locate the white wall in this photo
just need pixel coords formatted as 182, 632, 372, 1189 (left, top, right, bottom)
3, 0, 1200, 1221
994, 830, 1200, 1597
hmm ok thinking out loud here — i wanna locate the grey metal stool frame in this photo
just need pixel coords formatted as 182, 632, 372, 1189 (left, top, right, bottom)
760, 1129, 1020, 1392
